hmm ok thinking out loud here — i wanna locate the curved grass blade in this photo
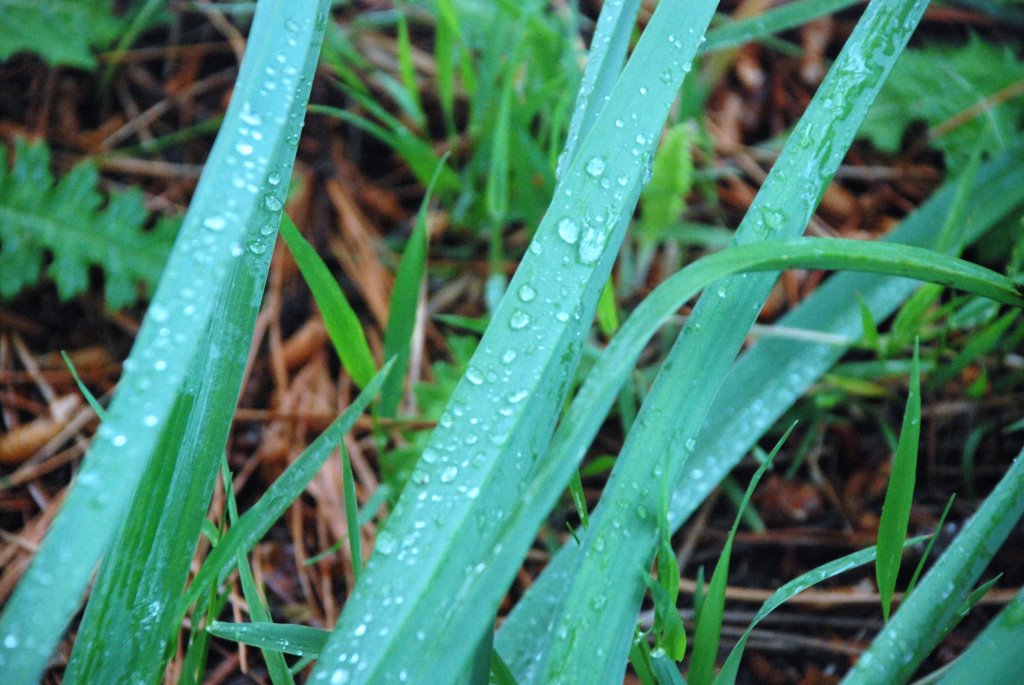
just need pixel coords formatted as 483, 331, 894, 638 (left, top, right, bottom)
208, 621, 328, 657
934, 587, 1024, 685
236, 550, 294, 685
498, 2, 932, 679
690, 428, 789, 685
496, 142, 1024, 674
712, 536, 928, 685
876, 341, 920, 622
842, 445, 1024, 684
556, 0, 641, 177
0, 3, 329, 681
178, 361, 391, 615
280, 213, 376, 389
702, 0, 862, 54
308, 2, 721, 682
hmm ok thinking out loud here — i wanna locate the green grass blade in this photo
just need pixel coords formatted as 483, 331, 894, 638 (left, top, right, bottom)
378, 158, 447, 417
876, 341, 921, 622
712, 536, 928, 685
236, 550, 294, 685
496, 143, 1024, 674
207, 621, 328, 657
499, 2, 931, 679
703, 0, 862, 53
935, 587, 1024, 685
280, 213, 376, 388
904, 494, 955, 599
341, 443, 363, 583
842, 445, 1024, 684
308, 2, 720, 682
0, 3, 328, 681
178, 361, 392, 615
690, 429, 788, 685
556, 0, 641, 176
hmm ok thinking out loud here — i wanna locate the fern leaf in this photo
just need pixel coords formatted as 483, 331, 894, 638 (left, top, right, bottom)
0, 138, 179, 310
0, 0, 124, 68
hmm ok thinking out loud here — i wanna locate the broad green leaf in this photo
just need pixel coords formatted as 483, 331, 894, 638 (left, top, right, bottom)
0, 4, 330, 681
0, 138, 177, 309
876, 341, 920, 621
860, 36, 1024, 169
843, 445, 1024, 684
309, 1, 721, 682
280, 213, 376, 388
0, 0, 123, 68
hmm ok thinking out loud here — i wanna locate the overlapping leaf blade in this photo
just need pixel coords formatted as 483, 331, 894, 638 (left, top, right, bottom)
309, 1, 721, 682
498, 1, 931, 681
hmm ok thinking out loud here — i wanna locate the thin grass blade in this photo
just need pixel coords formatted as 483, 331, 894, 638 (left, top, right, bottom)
842, 445, 1024, 684
207, 621, 328, 657
712, 537, 928, 685
876, 341, 921, 621
179, 361, 392, 614
702, 0, 862, 53
280, 213, 376, 388
378, 158, 447, 417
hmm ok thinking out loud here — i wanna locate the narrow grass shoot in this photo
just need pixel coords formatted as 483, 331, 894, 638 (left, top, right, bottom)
378, 156, 448, 417
876, 340, 921, 621
843, 445, 1024, 684
280, 214, 376, 388
690, 425, 792, 685
341, 443, 363, 582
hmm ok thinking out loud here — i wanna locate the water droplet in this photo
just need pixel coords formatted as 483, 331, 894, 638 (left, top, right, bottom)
144, 415, 158, 427
585, 157, 606, 177
204, 215, 227, 231
285, 18, 301, 32
264, 194, 283, 211
112, 434, 127, 447
517, 284, 536, 302
578, 226, 606, 265
465, 366, 484, 385
510, 310, 530, 330
557, 217, 580, 244
685, 438, 697, 451
501, 350, 517, 364
268, 172, 281, 186
508, 389, 529, 404
440, 466, 458, 483
235, 142, 253, 156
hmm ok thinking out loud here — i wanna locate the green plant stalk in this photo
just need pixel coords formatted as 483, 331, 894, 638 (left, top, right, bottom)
496, 143, 1024, 672
309, 1, 720, 681
504, 1, 930, 680
0, 2, 329, 681
842, 445, 1024, 684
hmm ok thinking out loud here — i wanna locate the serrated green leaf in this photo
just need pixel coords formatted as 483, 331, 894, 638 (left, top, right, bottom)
0, 0, 123, 68
860, 35, 1024, 169
0, 138, 178, 309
